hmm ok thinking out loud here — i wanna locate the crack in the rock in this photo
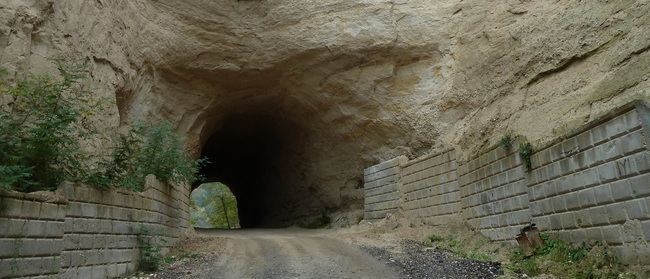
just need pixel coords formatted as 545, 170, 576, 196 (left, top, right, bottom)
525, 38, 614, 87
614, 42, 650, 68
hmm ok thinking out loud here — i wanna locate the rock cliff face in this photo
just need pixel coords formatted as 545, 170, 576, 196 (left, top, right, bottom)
1, 0, 649, 226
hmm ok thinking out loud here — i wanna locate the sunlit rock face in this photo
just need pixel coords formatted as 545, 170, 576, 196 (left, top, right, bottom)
2, 0, 648, 226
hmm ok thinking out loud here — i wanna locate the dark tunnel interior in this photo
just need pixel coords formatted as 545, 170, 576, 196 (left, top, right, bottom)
194, 112, 299, 228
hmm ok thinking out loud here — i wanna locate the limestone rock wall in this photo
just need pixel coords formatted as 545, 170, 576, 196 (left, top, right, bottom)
1, 0, 649, 223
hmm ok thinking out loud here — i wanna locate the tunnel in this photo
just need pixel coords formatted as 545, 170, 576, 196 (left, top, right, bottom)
194, 110, 309, 228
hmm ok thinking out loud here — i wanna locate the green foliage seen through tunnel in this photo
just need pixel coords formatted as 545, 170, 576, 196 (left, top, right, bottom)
191, 182, 240, 229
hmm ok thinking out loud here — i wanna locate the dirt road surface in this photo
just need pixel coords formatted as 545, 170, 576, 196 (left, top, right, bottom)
181, 228, 402, 279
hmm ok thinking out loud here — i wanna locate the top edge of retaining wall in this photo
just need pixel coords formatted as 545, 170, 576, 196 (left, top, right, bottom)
537, 100, 645, 151
402, 148, 456, 167
457, 99, 647, 164
0, 188, 68, 204
364, 156, 409, 175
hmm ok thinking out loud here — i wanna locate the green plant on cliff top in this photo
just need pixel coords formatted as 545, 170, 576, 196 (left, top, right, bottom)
0, 60, 102, 192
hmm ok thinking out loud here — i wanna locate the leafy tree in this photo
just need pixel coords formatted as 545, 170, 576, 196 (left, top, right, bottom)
0, 61, 101, 191
0, 61, 206, 192
87, 121, 208, 191
190, 183, 239, 229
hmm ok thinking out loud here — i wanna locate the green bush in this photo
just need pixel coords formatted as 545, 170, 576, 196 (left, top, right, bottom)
88, 121, 207, 191
1, 61, 206, 192
0, 61, 100, 192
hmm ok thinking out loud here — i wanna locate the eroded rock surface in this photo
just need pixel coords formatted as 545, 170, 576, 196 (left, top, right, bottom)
1, 0, 648, 226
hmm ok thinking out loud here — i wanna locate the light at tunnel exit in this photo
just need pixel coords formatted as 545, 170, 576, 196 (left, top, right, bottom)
190, 182, 240, 229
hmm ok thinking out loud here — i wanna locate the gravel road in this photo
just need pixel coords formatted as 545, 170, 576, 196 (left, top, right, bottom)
151, 227, 504, 279
162, 228, 403, 279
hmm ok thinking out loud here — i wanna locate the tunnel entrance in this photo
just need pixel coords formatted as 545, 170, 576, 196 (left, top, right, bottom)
196, 111, 307, 228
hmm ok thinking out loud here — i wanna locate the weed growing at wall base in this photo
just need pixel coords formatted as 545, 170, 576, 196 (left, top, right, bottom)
137, 225, 168, 272
507, 234, 627, 278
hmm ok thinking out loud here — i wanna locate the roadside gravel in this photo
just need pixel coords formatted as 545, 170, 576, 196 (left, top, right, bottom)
362, 239, 502, 279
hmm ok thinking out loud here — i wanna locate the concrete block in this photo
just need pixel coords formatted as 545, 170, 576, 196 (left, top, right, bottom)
549, 214, 562, 229
556, 174, 579, 194
578, 188, 597, 208
593, 184, 613, 205
630, 173, 650, 198
591, 124, 609, 145
601, 225, 623, 244
632, 152, 650, 173
619, 130, 646, 155
589, 206, 610, 226
552, 196, 567, 213
541, 199, 555, 215
642, 219, 650, 241
0, 239, 18, 258
625, 108, 641, 128
624, 199, 650, 220
597, 162, 619, 183
606, 203, 628, 224
611, 179, 634, 202
38, 202, 61, 221
565, 192, 581, 210
25, 220, 47, 237
0, 218, 24, 237
548, 143, 564, 162
575, 209, 592, 227
533, 215, 550, 230
621, 220, 645, 244
606, 114, 630, 139
560, 212, 577, 229
585, 227, 604, 243
556, 230, 572, 243
576, 130, 593, 150
77, 266, 93, 279
20, 200, 43, 219
615, 156, 639, 179
16, 239, 59, 257
570, 229, 588, 244
529, 200, 542, 216
580, 167, 600, 188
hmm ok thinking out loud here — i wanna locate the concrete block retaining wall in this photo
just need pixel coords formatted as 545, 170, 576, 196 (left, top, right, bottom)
364, 157, 407, 220
364, 101, 650, 264
401, 150, 460, 226
0, 175, 190, 278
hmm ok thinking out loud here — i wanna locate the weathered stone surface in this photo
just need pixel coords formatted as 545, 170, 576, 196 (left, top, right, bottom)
1, 0, 649, 224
